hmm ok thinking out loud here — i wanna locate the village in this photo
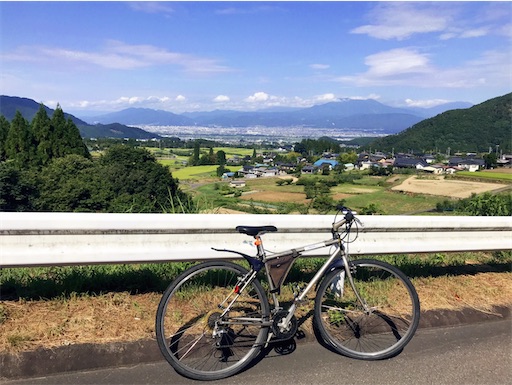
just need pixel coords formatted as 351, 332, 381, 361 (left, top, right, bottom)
221, 149, 512, 184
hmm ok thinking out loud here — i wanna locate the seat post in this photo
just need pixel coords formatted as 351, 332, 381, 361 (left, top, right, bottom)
254, 235, 266, 259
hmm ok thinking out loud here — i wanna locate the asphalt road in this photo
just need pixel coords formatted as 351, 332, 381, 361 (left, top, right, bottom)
2, 320, 511, 385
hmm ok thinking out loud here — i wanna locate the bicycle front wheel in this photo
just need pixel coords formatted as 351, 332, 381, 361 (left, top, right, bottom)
156, 261, 270, 381
314, 259, 420, 360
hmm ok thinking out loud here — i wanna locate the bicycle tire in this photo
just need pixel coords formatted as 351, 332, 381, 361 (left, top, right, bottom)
156, 260, 270, 380
314, 259, 420, 360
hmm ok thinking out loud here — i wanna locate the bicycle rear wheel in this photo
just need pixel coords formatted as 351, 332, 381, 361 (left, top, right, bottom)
314, 259, 420, 360
156, 261, 270, 380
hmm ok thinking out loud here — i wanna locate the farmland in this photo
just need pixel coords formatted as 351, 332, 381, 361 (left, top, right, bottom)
155, 149, 510, 215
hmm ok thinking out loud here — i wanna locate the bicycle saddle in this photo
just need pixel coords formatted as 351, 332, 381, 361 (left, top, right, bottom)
236, 225, 278, 237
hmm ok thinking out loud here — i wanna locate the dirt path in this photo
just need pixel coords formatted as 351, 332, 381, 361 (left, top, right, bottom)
391, 176, 507, 198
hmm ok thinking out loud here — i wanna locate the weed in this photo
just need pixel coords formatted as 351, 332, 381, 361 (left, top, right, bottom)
7, 334, 32, 348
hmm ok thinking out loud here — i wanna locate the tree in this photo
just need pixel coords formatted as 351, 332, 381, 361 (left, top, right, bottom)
35, 154, 109, 212
0, 162, 37, 211
190, 140, 201, 166
0, 115, 9, 161
216, 150, 226, 166
483, 153, 497, 169
50, 105, 90, 159
31, 104, 53, 165
216, 164, 227, 177
458, 192, 511, 216
5, 111, 35, 165
99, 145, 192, 212
339, 151, 358, 165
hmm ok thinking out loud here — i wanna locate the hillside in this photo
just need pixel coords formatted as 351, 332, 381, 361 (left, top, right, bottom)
0, 96, 160, 139
367, 93, 512, 153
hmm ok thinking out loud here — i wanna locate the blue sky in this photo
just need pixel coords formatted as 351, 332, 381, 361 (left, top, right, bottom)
1, 1, 511, 114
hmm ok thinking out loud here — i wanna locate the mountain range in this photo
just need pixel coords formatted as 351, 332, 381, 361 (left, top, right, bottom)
85, 98, 472, 134
0, 96, 161, 139
0, 95, 476, 140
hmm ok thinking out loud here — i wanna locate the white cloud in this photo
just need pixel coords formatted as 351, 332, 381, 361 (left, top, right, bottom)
404, 98, 450, 108
310, 64, 330, 70
175, 95, 187, 102
213, 95, 230, 102
440, 27, 490, 40
351, 3, 452, 40
460, 28, 489, 39
314, 93, 337, 102
347, 93, 382, 101
363, 48, 431, 78
2, 40, 233, 74
336, 48, 510, 90
245, 92, 270, 103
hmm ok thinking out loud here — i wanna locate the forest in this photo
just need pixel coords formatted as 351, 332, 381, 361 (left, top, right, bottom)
0, 105, 191, 213
366, 93, 511, 153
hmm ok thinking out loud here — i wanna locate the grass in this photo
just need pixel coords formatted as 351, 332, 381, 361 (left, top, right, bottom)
1, 251, 510, 352
456, 170, 512, 182
169, 165, 237, 181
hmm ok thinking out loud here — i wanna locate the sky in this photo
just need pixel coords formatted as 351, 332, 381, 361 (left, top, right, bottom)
1, 1, 511, 115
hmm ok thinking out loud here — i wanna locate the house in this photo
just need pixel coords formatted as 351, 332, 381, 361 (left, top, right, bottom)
423, 154, 436, 164
393, 157, 429, 170
497, 155, 512, 168
313, 159, 339, 170
301, 165, 318, 174
275, 162, 296, 173
344, 163, 355, 171
449, 157, 485, 172
229, 180, 246, 188
359, 161, 380, 171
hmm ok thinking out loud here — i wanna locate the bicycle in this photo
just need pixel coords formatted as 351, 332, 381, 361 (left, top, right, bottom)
155, 207, 420, 380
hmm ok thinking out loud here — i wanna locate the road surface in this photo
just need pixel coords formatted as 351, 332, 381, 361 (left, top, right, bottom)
2, 320, 511, 385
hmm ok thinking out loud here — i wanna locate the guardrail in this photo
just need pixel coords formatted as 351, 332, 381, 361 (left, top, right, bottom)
1, 213, 511, 268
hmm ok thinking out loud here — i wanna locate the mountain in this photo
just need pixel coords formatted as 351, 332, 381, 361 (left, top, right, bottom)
0, 96, 161, 139
366, 93, 511, 153
86, 107, 194, 126
0, 95, 89, 126
86, 98, 474, 135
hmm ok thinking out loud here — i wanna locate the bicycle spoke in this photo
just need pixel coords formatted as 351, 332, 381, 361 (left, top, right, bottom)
156, 261, 269, 380
315, 260, 420, 360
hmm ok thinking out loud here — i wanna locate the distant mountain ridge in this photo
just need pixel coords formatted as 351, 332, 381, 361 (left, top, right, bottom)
85, 98, 473, 134
1, 95, 480, 141
0, 96, 161, 139
367, 93, 511, 153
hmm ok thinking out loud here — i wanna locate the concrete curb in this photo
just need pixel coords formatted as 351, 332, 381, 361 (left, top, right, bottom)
1, 306, 510, 380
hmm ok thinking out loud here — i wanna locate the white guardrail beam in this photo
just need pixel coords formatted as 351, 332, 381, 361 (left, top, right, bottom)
1, 213, 511, 268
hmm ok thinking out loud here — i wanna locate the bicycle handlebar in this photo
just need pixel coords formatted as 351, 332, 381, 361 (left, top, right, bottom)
332, 206, 356, 232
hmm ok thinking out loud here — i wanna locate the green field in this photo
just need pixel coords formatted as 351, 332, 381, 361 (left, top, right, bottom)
457, 171, 512, 182
170, 165, 237, 181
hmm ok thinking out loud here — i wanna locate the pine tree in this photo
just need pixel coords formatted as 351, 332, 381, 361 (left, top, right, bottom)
5, 111, 35, 165
50, 104, 67, 158
64, 118, 90, 158
0, 115, 9, 161
31, 104, 53, 165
